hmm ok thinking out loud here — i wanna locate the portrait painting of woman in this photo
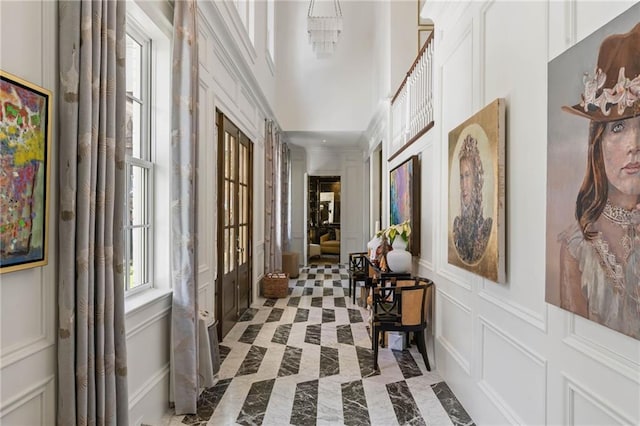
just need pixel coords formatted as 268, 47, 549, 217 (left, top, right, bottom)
546, 11, 640, 340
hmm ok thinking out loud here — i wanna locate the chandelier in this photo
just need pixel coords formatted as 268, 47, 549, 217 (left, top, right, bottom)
307, 0, 343, 57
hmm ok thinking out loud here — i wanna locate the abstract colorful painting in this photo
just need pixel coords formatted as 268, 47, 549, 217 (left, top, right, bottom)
1, 70, 51, 273
389, 155, 420, 255
447, 98, 505, 283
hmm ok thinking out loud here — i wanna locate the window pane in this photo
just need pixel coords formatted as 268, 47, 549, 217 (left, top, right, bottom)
224, 180, 229, 226
230, 181, 235, 226
128, 226, 148, 289
242, 185, 248, 223
224, 228, 229, 274
126, 35, 142, 99
229, 227, 235, 272
126, 99, 142, 159
225, 133, 231, 177
130, 165, 147, 226
230, 136, 236, 181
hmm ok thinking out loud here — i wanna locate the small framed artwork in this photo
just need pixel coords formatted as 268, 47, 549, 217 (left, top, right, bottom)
390, 155, 421, 256
447, 98, 505, 283
1, 70, 52, 273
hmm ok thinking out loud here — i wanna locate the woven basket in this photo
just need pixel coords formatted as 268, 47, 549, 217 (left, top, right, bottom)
262, 272, 289, 298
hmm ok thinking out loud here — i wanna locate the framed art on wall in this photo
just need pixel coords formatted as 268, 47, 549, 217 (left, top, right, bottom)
447, 98, 505, 283
546, 4, 640, 340
390, 155, 420, 256
1, 70, 52, 273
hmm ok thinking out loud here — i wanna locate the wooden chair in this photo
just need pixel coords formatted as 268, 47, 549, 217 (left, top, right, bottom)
348, 252, 368, 304
371, 276, 434, 371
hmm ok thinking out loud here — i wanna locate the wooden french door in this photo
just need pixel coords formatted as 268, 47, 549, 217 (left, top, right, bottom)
217, 112, 253, 339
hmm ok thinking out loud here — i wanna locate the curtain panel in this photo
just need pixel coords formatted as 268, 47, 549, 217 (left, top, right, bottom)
281, 143, 291, 252
264, 120, 282, 273
170, 0, 200, 415
57, 1, 129, 424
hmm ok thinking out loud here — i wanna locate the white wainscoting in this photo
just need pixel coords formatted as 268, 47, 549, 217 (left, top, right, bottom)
437, 289, 472, 373
478, 316, 547, 425
563, 374, 634, 426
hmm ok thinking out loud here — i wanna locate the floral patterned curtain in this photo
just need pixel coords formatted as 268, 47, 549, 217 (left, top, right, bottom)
170, 0, 200, 415
57, 1, 129, 424
264, 120, 282, 272
281, 143, 291, 252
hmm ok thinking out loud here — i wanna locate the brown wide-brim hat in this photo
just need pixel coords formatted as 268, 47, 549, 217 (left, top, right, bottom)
563, 22, 640, 122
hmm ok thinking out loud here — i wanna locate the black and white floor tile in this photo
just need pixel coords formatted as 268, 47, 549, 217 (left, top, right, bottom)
171, 263, 474, 426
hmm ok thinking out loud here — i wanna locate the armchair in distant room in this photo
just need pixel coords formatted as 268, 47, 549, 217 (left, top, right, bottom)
319, 229, 340, 255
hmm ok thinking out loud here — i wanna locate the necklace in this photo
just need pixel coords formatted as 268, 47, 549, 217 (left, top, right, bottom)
602, 200, 634, 225
602, 200, 638, 259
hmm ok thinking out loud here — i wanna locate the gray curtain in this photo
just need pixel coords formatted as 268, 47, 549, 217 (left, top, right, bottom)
170, 0, 200, 415
264, 120, 282, 272
57, 1, 129, 424
281, 143, 291, 252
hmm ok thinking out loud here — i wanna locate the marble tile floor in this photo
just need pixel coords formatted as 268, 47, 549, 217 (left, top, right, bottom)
169, 262, 474, 426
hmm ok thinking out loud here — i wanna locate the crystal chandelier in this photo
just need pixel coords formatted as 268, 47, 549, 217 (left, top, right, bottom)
307, 0, 343, 57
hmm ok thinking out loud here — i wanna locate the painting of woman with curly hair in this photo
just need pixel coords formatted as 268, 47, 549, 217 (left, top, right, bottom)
448, 99, 505, 283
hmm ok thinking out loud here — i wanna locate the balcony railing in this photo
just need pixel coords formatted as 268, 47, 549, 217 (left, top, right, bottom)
389, 31, 434, 161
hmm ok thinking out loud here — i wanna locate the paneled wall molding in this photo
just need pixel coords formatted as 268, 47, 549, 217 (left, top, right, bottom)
479, 315, 546, 370
417, 258, 433, 272
128, 363, 171, 410
198, 3, 276, 126
0, 375, 53, 418
477, 380, 525, 426
563, 317, 640, 384
198, 280, 212, 292
478, 288, 547, 332
220, 0, 258, 64
126, 305, 172, 339
436, 264, 473, 292
198, 264, 212, 275
0, 337, 52, 370
437, 288, 472, 373
199, 29, 210, 74
265, 48, 275, 76
479, 316, 547, 425
563, 373, 635, 425
1, 275, 53, 365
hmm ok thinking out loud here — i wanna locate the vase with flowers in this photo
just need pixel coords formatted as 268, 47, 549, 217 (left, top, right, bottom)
384, 220, 412, 272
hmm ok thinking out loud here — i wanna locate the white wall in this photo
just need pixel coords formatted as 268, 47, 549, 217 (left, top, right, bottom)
390, 0, 419, 93
289, 145, 307, 257
197, 0, 280, 308
380, 1, 640, 425
274, 1, 376, 132
0, 2, 57, 424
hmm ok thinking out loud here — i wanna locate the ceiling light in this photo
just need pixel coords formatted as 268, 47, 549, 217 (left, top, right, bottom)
307, 0, 342, 57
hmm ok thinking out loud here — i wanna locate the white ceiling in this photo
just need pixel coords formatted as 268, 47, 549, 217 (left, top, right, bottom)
282, 130, 366, 149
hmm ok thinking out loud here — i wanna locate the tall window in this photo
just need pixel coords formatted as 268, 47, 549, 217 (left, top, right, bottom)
125, 28, 153, 294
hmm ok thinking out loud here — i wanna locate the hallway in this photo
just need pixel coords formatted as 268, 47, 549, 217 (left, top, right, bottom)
170, 262, 474, 425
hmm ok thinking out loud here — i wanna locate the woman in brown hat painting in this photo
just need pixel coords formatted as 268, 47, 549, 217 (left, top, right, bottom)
559, 23, 640, 340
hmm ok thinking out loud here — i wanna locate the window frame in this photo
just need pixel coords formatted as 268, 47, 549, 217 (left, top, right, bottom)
123, 1, 173, 312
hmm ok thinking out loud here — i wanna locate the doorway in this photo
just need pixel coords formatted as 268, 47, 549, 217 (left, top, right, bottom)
216, 112, 253, 339
307, 176, 341, 263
